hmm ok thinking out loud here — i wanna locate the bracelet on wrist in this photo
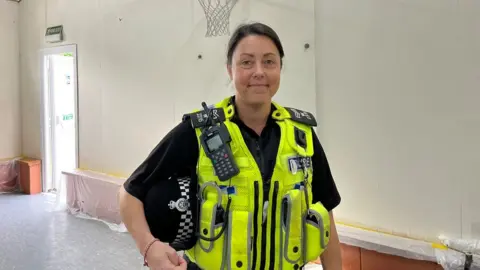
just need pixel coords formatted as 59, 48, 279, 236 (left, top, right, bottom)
143, 238, 160, 267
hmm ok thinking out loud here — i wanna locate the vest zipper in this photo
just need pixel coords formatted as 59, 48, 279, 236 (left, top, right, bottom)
252, 181, 260, 270
268, 181, 279, 270
259, 221, 267, 270
255, 140, 265, 179
256, 138, 269, 270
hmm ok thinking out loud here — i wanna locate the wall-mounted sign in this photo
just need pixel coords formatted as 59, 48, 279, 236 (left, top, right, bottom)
63, 114, 73, 121
45, 25, 63, 43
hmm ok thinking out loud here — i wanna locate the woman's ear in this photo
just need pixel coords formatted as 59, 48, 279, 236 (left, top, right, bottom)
226, 64, 233, 80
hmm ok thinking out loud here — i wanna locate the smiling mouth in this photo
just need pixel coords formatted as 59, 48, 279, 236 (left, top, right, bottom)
248, 84, 269, 87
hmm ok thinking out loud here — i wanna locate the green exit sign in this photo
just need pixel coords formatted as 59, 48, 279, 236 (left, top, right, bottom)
63, 113, 73, 121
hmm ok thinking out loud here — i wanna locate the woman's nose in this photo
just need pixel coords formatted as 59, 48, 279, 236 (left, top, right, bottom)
252, 62, 265, 78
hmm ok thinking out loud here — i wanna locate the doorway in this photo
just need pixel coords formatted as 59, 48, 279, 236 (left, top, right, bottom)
40, 44, 79, 193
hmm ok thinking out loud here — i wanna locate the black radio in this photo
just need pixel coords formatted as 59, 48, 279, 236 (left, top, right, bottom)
199, 102, 239, 181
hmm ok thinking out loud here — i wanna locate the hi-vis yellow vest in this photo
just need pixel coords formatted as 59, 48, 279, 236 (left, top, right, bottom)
184, 97, 331, 270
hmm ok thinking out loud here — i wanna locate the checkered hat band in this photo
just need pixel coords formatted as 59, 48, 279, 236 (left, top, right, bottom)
171, 177, 195, 245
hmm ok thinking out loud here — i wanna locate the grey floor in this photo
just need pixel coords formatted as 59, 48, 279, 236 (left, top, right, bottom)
0, 192, 143, 270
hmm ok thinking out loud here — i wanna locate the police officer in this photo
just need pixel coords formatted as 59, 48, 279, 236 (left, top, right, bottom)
119, 22, 342, 270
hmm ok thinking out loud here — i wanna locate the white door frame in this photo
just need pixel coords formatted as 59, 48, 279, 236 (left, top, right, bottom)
39, 44, 79, 192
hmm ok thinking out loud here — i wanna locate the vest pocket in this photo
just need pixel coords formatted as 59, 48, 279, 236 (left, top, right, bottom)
195, 188, 228, 269
303, 201, 331, 262
226, 210, 252, 270
280, 189, 304, 269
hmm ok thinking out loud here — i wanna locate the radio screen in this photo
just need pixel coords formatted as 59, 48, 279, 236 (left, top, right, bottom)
206, 134, 223, 152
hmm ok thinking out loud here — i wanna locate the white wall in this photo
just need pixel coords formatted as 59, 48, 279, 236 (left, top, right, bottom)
19, 0, 316, 174
0, 1, 20, 159
315, 0, 480, 242
18, 0, 480, 244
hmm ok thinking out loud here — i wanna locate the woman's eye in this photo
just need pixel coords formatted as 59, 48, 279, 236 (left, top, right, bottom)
241, 60, 252, 65
265, 60, 275, 65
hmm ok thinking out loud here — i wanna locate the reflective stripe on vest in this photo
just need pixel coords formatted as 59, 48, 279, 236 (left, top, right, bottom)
185, 97, 331, 270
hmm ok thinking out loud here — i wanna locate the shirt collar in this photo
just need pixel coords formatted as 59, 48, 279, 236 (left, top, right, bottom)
228, 96, 276, 124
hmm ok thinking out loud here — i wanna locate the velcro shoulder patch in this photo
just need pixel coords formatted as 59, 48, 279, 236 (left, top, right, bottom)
284, 107, 317, 126
183, 108, 226, 128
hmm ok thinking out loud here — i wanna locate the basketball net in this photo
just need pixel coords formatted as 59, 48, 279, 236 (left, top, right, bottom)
198, 0, 238, 37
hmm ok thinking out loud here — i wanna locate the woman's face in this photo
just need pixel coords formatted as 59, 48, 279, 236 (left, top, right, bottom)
227, 35, 281, 107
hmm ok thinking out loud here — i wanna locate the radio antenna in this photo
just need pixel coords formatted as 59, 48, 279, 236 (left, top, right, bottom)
201, 102, 216, 126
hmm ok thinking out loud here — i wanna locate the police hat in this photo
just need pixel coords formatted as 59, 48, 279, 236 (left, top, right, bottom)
143, 175, 199, 251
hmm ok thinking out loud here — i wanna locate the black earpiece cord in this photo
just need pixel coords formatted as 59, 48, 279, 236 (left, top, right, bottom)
197, 196, 232, 242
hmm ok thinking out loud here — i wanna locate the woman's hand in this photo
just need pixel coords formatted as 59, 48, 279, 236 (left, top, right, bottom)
145, 241, 187, 270
320, 212, 343, 270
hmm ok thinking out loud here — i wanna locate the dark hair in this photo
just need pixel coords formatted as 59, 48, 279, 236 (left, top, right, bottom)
226, 22, 285, 67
